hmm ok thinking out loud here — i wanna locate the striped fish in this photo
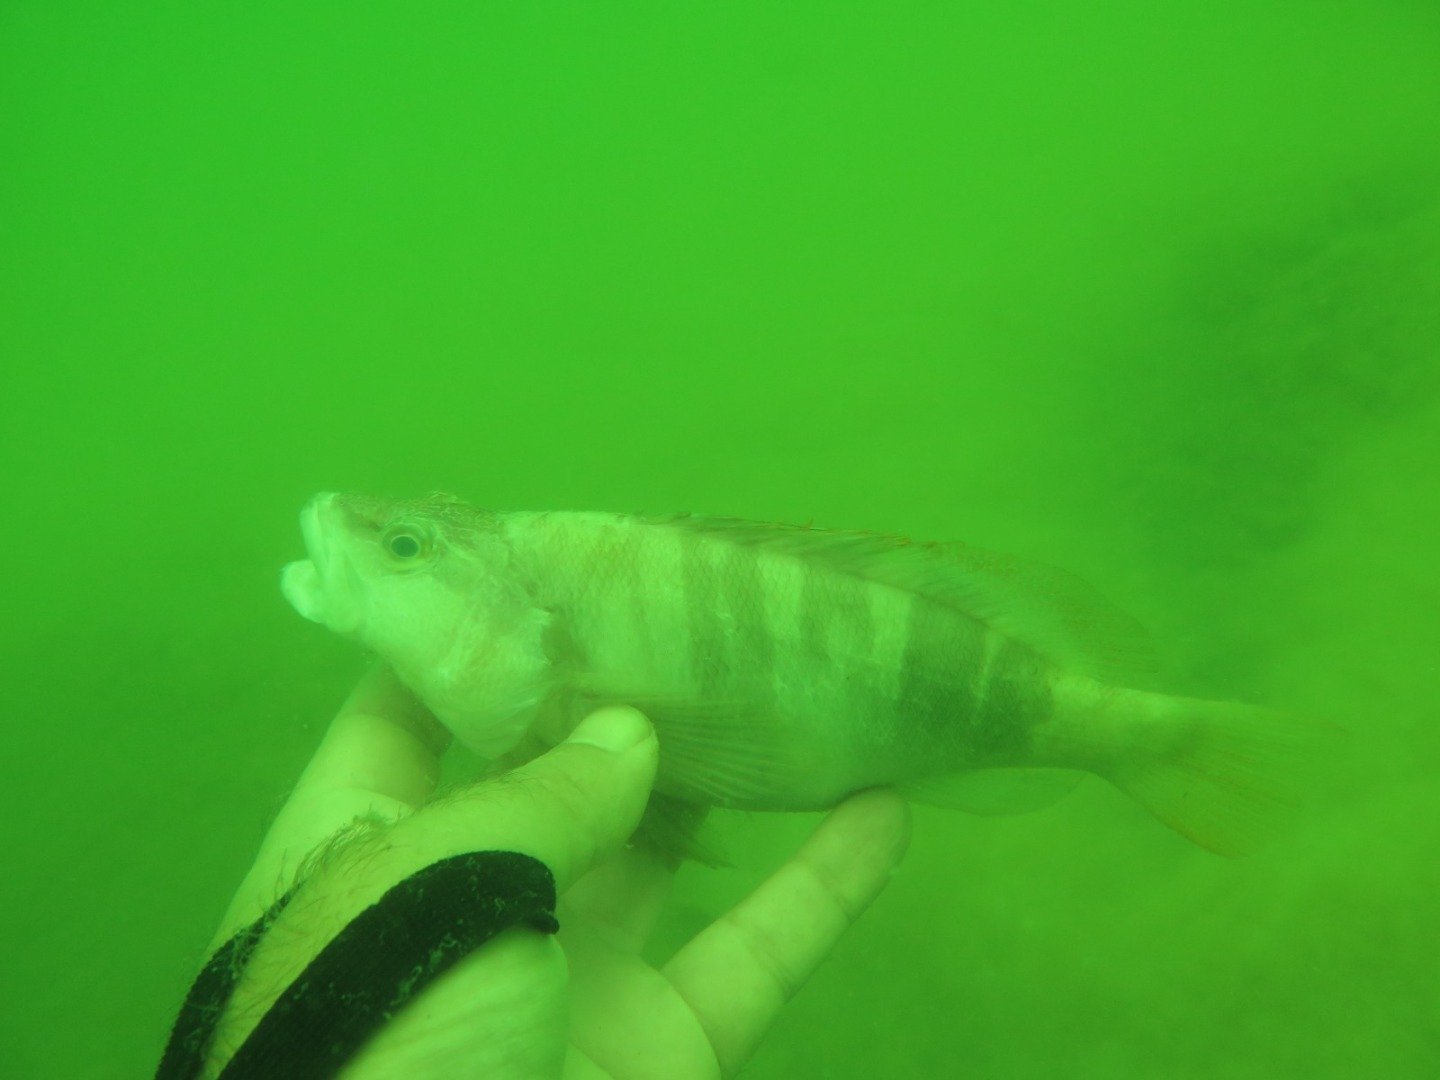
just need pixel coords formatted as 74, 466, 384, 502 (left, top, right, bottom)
281, 491, 1323, 855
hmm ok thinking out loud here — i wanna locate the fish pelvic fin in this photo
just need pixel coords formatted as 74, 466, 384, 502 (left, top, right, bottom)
631, 792, 729, 869
1041, 677, 1342, 856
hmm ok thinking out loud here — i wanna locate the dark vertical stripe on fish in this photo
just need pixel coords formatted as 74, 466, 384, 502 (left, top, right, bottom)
682, 533, 729, 700
723, 543, 774, 711
605, 520, 645, 653
970, 639, 1052, 763
894, 600, 982, 758
830, 572, 874, 669
796, 563, 832, 674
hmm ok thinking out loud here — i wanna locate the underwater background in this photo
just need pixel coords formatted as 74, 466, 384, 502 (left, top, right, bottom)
4, 3, 1439, 1076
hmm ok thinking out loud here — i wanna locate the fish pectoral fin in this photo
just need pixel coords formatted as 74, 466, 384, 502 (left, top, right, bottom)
897, 767, 1084, 816
652, 699, 806, 808
573, 680, 802, 808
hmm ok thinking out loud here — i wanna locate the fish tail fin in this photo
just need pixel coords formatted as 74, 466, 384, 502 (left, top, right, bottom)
1046, 679, 1339, 856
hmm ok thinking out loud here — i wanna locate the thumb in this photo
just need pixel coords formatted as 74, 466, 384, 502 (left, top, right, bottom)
406, 706, 660, 892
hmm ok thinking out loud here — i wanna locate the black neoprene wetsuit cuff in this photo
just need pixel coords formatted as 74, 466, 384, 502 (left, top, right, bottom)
156, 850, 559, 1080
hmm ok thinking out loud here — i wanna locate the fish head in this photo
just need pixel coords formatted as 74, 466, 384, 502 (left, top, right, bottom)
281, 492, 544, 747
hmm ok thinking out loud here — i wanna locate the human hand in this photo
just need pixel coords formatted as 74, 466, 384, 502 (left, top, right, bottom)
173, 666, 910, 1079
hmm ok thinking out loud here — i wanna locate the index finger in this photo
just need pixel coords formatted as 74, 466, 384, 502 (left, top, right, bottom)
211, 704, 660, 1013
212, 666, 451, 945
390, 706, 660, 895
289, 665, 452, 810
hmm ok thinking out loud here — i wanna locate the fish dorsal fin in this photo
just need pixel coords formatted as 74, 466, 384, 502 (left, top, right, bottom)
656, 515, 1157, 687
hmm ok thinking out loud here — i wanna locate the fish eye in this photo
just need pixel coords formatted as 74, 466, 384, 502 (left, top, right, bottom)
388, 533, 421, 559
382, 526, 428, 561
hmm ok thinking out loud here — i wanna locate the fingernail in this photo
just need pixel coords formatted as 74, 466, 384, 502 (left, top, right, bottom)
566, 706, 651, 753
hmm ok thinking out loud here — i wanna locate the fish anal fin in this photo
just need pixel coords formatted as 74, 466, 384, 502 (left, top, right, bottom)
898, 767, 1084, 816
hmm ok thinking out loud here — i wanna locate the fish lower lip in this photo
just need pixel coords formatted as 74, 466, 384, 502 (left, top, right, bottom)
281, 560, 325, 623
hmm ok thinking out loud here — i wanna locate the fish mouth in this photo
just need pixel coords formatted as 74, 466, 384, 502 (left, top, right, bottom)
300, 492, 333, 570
281, 492, 357, 630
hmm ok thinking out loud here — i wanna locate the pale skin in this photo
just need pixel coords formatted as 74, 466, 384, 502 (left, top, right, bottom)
200, 667, 911, 1079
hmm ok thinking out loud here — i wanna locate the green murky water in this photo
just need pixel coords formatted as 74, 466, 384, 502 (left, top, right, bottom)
4, 4, 1438, 1076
